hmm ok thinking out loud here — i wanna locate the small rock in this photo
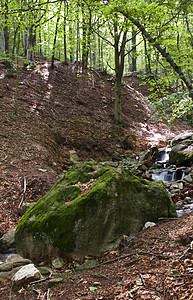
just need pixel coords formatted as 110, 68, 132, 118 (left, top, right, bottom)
0, 229, 16, 252
19, 205, 31, 216
12, 264, 41, 286
0, 258, 32, 272
175, 201, 184, 210
52, 257, 64, 269
5, 254, 25, 263
144, 222, 156, 229
183, 174, 193, 183
47, 277, 63, 288
37, 266, 52, 276
184, 197, 192, 204
69, 150, 79, 163
76, 259, 99, 271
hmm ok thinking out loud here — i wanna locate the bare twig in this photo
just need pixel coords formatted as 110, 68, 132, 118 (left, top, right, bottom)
18, 177, 27, 208
9, 279, 14, 300
29, 278, 47, 285
47, 289, 50, 300
139, 273, 146, 286
49, 269, 53, 278
32, 289, 41, 298
178, 247, 190, 260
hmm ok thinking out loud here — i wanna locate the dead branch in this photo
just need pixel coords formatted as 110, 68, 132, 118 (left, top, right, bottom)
18, 177, 27, 208
29, 278, 47, 285
178, 247, 190, 260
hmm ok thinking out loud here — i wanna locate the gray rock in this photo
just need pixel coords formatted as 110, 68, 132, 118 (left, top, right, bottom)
184, 197, 192, 203
183, 174, 193, 183
52, 258, 65, 269
172, 132, 193, 146
12, 264, 41, 286
47, 277, 63, 288
37, 266, 52, 276
175, 201, 184, 210
5, 254, 25, 263
0, 267, 23, 282
69, 150, 79, 163
76, 259, 99, 270
170, 133, 193, 167
0, 229, 15, 252
0, 258, 32, 272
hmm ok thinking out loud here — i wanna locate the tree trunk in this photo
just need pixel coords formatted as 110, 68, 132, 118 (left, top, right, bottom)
131, 27, 137, 72
4, 0, 11, 68
113, 18, 127, 123
63, 1, 67, 64
76, 19, 80, 65
143, 36, 151, 74
51, 2, 62, 69
82, 4, 87, 68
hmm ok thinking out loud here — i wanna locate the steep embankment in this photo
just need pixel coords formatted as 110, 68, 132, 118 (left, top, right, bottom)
0, 59, 191, 233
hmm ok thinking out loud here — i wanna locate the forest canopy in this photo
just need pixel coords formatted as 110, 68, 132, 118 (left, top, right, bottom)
1, 0, 193, 123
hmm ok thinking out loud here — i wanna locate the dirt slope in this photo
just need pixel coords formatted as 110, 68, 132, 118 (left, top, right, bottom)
0, 59, 191, 233
0, 59, 193, 299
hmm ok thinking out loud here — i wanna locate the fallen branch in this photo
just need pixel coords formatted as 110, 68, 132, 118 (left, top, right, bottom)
29, 278, 47, 285
178, 247, 190, 260
18, 177, 27, 208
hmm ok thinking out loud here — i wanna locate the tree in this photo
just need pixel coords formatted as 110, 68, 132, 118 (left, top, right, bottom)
113, 0, 193, 121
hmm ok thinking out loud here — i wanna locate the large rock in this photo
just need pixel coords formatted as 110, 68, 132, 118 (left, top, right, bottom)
170, 132, 193, 167
15, 162, 176, 263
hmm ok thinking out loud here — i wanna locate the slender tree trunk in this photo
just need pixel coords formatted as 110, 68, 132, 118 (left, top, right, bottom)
51, 2, 62, 69
4, 0, 11, 68
98, 33, 101, 69
143, 36, 151, 74
76, 19, 80, 64
63, 1, 67, 64
69, 24, 74, 62
82, 4, 87, 68
114, 18, 127, 123
131, 27, 137, 72
14, 32, 20, 115
85, 9, 92, 68
12, 25, 19, 59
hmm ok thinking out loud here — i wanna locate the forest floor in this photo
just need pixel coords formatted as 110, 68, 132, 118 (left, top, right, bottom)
0, 58, 193, 299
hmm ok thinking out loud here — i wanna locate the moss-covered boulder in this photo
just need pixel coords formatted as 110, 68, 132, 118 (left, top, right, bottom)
170, 132, 193, 167
15, 162, 176, 263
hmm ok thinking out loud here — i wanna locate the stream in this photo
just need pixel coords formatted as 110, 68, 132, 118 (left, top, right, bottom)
148, 147, 193, 217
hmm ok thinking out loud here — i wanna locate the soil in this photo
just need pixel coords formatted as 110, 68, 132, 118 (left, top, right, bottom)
0, 58, 193, 298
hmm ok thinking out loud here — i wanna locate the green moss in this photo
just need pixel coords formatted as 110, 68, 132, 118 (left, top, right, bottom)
16, 185, 81, 239
63, 162, 97, 184
16, 162, 177, 259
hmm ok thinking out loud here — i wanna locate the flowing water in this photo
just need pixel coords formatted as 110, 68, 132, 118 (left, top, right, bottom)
149, 147, 193, 217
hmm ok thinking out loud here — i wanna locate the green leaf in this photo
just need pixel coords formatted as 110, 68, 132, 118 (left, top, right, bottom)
20, 156, 30, 161
89, 287, 97, 291
171, 270, 178, 275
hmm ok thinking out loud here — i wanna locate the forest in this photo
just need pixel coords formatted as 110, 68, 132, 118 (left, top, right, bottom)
1, 1, 193, 299
1, 0, 193, 123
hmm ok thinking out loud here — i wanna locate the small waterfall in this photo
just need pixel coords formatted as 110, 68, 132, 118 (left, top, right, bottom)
158, 147, 171, 163
149, 147, 184, 183
151, 169, 176, 183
